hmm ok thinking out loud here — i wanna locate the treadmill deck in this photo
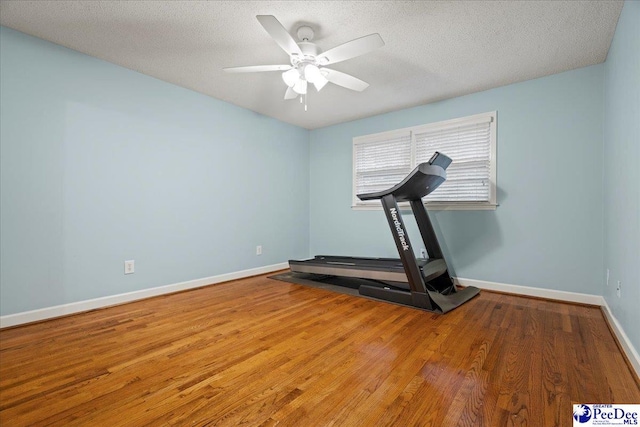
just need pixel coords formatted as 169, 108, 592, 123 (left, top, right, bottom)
289, 255, 447, 284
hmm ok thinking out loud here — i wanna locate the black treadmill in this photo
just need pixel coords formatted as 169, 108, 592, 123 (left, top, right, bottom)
289, 152, 480, 313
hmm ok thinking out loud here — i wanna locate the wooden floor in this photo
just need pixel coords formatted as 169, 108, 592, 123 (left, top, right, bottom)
1, 274, 638, 426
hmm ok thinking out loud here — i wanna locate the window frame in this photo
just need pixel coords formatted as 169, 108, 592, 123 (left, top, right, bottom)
352, 111, 497, 211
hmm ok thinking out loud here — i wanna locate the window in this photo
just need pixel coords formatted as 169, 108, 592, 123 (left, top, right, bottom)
353, 111, 497, 210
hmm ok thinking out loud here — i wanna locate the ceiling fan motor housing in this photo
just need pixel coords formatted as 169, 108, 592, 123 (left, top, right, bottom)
294, 41, 319, 63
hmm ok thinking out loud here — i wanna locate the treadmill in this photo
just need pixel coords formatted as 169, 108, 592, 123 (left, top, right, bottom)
289, 152, 480, 313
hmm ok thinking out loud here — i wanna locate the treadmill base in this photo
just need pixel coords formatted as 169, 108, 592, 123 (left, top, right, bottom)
270, 271, 479, 314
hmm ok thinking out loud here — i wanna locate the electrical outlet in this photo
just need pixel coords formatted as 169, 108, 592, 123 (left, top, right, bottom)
606, 268, 610, 286
616, 281, 621, 298
420, 248, 427, 259
124, 260, 135, 275
256, 245, 262, 256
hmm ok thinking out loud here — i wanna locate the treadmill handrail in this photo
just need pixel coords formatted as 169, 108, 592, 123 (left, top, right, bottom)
357, 152, 452, 202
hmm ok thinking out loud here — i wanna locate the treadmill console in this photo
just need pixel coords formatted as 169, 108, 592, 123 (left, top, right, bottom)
428, 151, 453, 169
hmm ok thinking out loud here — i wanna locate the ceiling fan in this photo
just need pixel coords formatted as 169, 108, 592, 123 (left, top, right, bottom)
223, 15, 384, 109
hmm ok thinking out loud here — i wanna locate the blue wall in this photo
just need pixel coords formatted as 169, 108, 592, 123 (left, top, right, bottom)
603, 0, 639, 353
0, 27, 310, 315
309, 65, 605, 294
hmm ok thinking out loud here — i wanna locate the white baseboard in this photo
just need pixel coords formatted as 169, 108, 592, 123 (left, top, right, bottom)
455, 277, 604, 305
600, 299, 640, 378
0, 262, 288, 329
456, 276, 639, 379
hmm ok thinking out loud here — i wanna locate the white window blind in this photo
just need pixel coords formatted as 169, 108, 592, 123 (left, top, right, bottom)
415, 117, 492, 202
354, 132, 412, 197
353, 112, 497, 209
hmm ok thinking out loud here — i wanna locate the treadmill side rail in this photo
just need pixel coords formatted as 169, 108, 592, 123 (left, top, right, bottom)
289, 259, 409, 283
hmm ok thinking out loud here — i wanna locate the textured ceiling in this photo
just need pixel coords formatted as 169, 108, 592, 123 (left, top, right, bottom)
0, 1, 623, 129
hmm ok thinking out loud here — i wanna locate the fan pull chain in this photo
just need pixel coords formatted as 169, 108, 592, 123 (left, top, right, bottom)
297, 94, 308, 111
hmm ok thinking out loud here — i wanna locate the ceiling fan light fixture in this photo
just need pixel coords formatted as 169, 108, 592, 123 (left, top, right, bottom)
282, 68, 299, 87
313, 75, 329, 92
303, 64, 322, 83
293, 78, 308, 95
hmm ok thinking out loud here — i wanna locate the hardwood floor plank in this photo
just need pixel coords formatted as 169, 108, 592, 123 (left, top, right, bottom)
1, 274, 638, 426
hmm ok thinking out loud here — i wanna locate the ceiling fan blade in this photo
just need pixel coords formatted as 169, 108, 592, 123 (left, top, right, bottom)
256, 15, 303, 56
323, 68, 369, 92
317, 34, 384, 65
284, 86, 298, 100
223, 65, 292, 73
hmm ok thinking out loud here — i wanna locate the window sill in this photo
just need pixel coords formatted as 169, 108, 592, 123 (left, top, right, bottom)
351, 202, 498, 211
